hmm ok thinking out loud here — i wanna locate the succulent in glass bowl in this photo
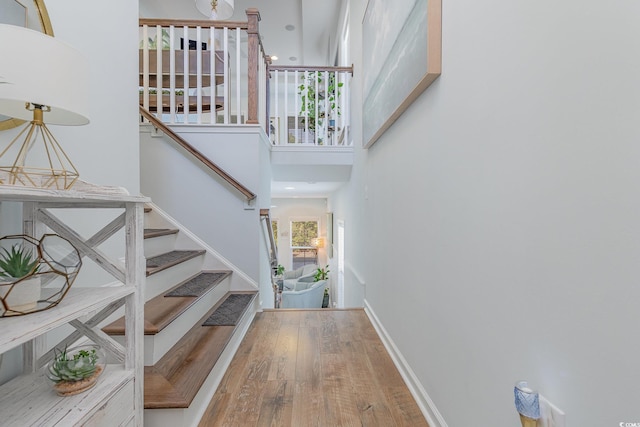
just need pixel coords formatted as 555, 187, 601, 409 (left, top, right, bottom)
46, 344, 106, 396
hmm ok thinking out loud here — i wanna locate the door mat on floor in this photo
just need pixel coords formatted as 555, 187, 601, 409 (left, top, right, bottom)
165, 272, 228, 297
202, 294, 254, 326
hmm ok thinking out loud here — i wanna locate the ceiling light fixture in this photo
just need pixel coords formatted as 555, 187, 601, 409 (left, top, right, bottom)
285, 24, 295, 31
195, 0, 234, 20
285, 186, 296, 190
289, 56, 297, 61
271, 55, 278, 61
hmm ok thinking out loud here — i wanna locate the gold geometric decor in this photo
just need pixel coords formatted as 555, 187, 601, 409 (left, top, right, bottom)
0, 234, 82, 317
0, 24, 89, 190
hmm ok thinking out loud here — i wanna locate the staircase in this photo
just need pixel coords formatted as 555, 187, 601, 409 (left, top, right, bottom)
103, 203, 259, 426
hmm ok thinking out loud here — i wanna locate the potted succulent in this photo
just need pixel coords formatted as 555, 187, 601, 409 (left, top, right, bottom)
0, 244, 40, 313
47, 344, 106, 396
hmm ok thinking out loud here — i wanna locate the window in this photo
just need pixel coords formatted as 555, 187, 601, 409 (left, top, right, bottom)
290, 220, 319, 269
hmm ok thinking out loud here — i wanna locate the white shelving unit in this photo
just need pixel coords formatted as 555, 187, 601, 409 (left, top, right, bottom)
0, 186, 148, 426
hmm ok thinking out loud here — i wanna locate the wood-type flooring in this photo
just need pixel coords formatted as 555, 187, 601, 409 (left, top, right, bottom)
198, 308, 429, 427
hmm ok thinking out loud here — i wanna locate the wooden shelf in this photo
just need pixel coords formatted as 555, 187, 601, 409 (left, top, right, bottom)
0, 364, 134, 426
0, 184, 149, 204
0, 186, 147, 426
0, 286, 134, 354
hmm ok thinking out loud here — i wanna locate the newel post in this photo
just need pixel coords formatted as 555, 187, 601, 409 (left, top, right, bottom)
246, 8, 261, 125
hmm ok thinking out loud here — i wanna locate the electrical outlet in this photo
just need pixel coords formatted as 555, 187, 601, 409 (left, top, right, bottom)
538, 395, 565, 427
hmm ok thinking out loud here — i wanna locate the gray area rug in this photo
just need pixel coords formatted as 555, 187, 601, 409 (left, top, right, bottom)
146, 250, 201, 269
202, 294, 253, 326
165, 272, 227, 297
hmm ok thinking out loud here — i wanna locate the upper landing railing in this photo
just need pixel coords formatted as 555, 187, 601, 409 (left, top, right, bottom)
139, 10, 353, 147
268, 65, 353, 146
139, 9, 267, 128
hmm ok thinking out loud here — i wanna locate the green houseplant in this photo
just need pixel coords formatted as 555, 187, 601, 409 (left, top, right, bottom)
313, 265, 330, 308
0, 245, 39, 280
0, 244, 41, 313
47, 344, 106, 396
313, 265, 330, 282
140, 28, 171, 50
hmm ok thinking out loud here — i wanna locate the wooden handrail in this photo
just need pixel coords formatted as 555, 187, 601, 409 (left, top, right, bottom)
139, 106, 256, 201
139, 18, 248, 30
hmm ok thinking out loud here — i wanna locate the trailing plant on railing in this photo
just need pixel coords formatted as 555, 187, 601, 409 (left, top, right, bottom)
298, 72, 343, 132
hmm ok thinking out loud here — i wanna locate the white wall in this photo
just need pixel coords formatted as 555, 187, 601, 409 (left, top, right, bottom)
45, 0, 141, 192
331, 0, 640, 425
140, 125, 271, 286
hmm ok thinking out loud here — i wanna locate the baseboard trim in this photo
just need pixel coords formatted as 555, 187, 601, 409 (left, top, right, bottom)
364, 299, 448, 427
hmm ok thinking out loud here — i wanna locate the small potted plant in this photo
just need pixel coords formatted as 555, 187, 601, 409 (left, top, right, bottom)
275, 264, 285, 278
46, 344, 106, 396
0, 244, 40, 314
313, 265, 330, 308
313, 264, 330, 282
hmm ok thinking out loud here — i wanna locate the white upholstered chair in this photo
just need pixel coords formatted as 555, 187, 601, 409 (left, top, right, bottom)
280, 279, 327, 309
282, 264, 317, 291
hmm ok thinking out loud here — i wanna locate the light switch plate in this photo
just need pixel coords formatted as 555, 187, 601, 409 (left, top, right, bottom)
538, 395, 565, 427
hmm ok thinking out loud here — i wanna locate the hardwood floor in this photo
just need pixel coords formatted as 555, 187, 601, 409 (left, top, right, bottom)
198, 309, 429, 427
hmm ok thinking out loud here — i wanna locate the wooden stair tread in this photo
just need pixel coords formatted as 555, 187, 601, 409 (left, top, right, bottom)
146, 249, 206, 276
144, 206, 152, 213
143, 291, 257, 409
102, 271, 232, 335
144, 228, 179, 239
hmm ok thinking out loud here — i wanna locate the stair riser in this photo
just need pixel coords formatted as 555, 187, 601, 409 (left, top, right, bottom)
146, 256, 205, 300
144, 211, 169, 230
144, 234, 178, 258
144, 297, 258, 427
144, 278, 231, 366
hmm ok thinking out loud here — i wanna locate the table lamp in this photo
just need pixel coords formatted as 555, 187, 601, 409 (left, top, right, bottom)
0, 24, 89, 190
195, 0, 234, 20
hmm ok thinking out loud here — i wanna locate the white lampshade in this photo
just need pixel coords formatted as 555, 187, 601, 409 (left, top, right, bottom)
0, 24, 89, 126
195, 0, 234, 20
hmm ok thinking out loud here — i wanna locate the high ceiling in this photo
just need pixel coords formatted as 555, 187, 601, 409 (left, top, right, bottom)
139, 0, 347, 198
139, 0, 342, 66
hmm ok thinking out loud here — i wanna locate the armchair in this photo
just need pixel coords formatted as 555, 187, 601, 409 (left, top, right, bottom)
282, 264, 317, 291
280, 279, 327, 309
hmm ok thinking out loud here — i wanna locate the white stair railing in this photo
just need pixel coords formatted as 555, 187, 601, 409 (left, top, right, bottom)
139, 10, 268, 127
268, 66, 353, 146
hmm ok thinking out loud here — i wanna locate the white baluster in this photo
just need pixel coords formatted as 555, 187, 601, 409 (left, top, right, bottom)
196, 26, 202, 124
142, 25, 149, 117
169, 25, 176, 124
182, 26, 189, 123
